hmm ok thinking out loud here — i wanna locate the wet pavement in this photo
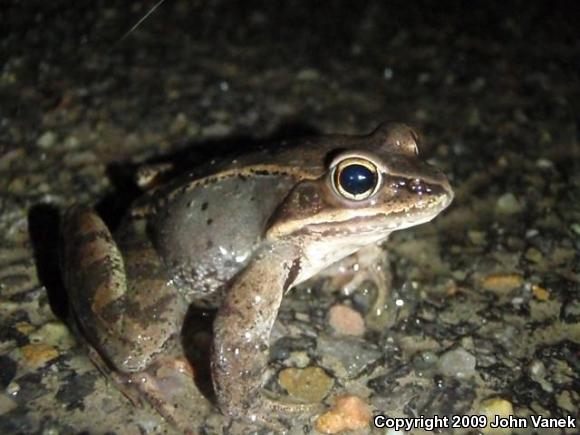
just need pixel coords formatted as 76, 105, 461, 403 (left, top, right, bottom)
1, 1, 578, 434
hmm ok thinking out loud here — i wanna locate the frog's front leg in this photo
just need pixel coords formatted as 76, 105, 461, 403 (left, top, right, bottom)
211, 244, 315, 425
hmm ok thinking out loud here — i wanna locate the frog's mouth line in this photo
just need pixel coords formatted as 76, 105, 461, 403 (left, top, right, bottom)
270, 192, 453, 239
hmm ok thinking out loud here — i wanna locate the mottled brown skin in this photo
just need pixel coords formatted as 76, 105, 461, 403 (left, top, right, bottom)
61, 122, 454, 428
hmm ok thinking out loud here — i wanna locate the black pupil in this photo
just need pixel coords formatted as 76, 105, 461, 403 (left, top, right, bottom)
338, 164, 376, 196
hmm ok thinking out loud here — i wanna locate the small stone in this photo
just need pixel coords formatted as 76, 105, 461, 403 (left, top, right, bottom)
497, 155, 509, 167
532, 285, 550, 301
7, 177, 25, 193
14, 322, 35, 335
317, 336, 381, 379
527, 359, 553, 392
413, 350, 439, 370
525, 229, 539, 238
296, 68, 320, 81
481, 274, 524, 294
64, 135, 80, 149
6, 381, 20, 396
29, 321, 76, 350
437, 348, 476, 379
20, 343, 59, 367
0, 394, 17, 415
328, 304, 365, 336
201, 122, 231, 138
383, 67, 394, 80
496, 193, 522, 214
170, 112, 188, 134
278, 366, 333, 403
452, 270, 467, 281
478, 398, 514, 434
315, 395, 371, 434
529, 299, 561, 322
556, 390, 575, 413
524, 247, 543, 263
284, 351, 310, 368
36, 131, 57, 148
468, 230, 487, 245
528, 359, 546, 378
551, 247, 575, 265
444, 279, 458, 296
535, 158, 553, 169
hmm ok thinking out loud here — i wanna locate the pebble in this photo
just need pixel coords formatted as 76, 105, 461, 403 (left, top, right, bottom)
201, 122, 231, 138
478, 398, 514, 434
468, 230, 487, 245
527, 359, 553, 392
315, 395, 371, 434
535, 158, 554, 169
29, 321, 76, 350
551, 246, 575, 265
170, 112, 188, 134
328, 304, 365, 336
525, 228, 539, 238
6, 381, 20, 396
317, 336, 381, 379
0, 394, 17, 415
531, 285, 550, 301
437, 348, 476, 379
278, 366, 333, 403
495, 193, 522, 214
413, 350, 439, 370
481, 274, 524, 294
556, 390, 576, 413
529, 299, 561, 322
296, 68, 320, 81
284, 351, 311, 368
528, 359, 546, 377
19, 343, 59, 367
36, 131, 57, 148
524, 247, 543, 263
14, 321, 35, 335
64, 135, 80, 149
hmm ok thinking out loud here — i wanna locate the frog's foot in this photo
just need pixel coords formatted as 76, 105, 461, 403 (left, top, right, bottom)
317, 244, 396, 331
230, 393, 323, 432
118, 354, 209, 432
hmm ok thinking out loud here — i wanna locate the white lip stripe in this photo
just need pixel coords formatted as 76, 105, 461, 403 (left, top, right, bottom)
268, 194, 450, 239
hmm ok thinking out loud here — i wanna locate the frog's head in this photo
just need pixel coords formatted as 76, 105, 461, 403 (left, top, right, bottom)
266, 123, 454, 267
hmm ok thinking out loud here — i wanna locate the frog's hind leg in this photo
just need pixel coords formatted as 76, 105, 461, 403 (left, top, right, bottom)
61, 207, 207, 429
60, 206, 185, 372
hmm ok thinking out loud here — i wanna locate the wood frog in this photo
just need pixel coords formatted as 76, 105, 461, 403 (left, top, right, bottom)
60, 122, 453, 429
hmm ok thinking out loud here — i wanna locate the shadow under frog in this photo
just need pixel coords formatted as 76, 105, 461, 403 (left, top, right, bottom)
58, 122, 454, 431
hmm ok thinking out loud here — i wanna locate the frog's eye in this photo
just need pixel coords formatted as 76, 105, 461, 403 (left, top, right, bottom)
332, 158, 380, 200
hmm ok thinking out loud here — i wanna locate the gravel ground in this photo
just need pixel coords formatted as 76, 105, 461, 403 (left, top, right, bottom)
1, 1, 578, 434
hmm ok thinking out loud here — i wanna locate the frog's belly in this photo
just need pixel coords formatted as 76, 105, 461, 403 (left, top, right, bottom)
149, 174, 296, 307
168, 247, 252, 308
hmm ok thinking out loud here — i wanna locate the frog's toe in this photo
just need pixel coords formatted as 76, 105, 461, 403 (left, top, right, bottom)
113, 353, 209, 431
234, 392, 324, 431
261, 391, 325, 415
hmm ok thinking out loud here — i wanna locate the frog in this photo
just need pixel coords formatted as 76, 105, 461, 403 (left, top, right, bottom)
60, 122, 454, 430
